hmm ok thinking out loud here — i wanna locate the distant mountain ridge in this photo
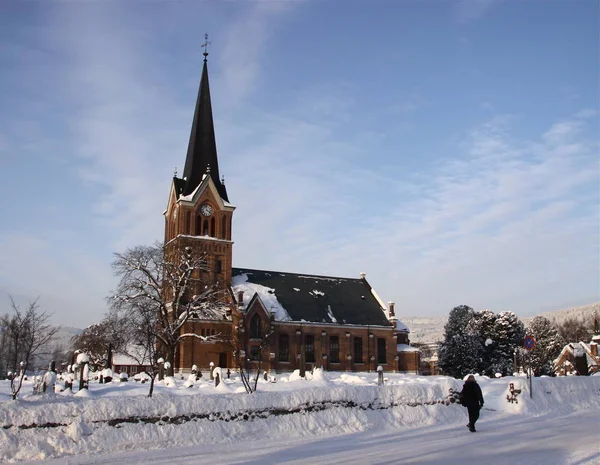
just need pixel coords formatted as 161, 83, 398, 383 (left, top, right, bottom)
53, 304, 600, 347
405, 302, 600, 344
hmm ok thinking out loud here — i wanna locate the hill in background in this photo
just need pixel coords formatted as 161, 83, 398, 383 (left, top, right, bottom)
53, 304, 600, 347
405, 302, 600, 344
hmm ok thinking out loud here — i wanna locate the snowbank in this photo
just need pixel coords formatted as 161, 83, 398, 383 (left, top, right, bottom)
0, 373, 598, 463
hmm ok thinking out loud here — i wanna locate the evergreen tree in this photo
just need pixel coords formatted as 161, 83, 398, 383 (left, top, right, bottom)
466, 309, 496, 375
438, 305, 478, 378
438, 333, 482, 379
491, 312, 525, 376
526, 316, 565, 376
443, 305, 476, 339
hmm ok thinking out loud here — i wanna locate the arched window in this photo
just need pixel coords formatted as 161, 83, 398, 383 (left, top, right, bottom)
221, 216, 227, 239
210, 217, 216, 237
203, 219, 209, 236
195, 214, 201, 235
250, 314, 261, 339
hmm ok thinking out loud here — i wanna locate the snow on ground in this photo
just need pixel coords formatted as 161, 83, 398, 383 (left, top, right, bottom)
1, 371, 599, 464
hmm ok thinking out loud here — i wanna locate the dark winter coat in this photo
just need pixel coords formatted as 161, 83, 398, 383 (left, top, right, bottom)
460, 380, 484, 408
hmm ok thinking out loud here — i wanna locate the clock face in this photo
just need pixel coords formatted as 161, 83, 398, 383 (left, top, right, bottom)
200, 204, 213, 216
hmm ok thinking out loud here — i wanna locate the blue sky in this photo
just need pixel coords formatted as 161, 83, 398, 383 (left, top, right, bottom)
0, 0, 598, 328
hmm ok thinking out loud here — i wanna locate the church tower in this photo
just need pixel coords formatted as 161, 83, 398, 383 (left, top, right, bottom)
164, 42, 234, 295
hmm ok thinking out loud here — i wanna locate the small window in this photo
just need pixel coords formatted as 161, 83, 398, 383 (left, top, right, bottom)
195, 215, 201, 235
203, 219, 209, 236
216, 259, 222, 274
210, 217, 216, 237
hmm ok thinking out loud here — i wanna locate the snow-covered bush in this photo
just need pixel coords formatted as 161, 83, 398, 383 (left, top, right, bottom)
133, 372, 151, 383
164, 376, 177, 387
76, 353, 90, 364
183, 373, 196, 388
119, 372, 128, 382
102, 368, 113, 383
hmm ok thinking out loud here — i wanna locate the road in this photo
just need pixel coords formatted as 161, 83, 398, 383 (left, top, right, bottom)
49, 410, 600, 465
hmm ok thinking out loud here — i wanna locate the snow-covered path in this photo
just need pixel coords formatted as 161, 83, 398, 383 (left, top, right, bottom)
46, 409, 600, 465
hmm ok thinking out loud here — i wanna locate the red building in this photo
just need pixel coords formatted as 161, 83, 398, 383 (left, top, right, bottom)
165, 49, 418, 375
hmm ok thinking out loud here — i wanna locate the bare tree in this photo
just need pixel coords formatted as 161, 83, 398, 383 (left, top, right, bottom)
556, 316, 593, 343
71, 310, 129, 370
122, 299, 160, 397
110, 243, 226, 381
3, 297, 58, 399
229, 316, 274, 393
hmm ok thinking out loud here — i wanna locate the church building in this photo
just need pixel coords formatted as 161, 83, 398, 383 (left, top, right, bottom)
163, 46, 418, 375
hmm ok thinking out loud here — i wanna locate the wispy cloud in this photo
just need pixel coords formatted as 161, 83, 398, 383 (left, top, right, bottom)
454, 0, 500, 24
574, 108, 598, 119
220, 1, 296, 107
1, 2, 597, 326
227, 109, 599, 315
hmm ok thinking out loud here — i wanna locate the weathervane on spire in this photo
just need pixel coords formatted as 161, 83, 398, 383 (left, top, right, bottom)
202, 33, 211, 61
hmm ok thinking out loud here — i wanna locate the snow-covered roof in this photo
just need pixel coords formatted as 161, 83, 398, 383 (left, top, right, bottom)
232, 268, 397, 327
112, 346, 152, 366
554, 342, 599, 369
390, 318, 410, 333
397, 344, 420, 353
232, 273, 291, 322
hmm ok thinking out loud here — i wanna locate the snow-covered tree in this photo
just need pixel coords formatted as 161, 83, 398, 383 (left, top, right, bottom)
438, 305, 480, 378
466, 309, 497, 375
526, 316, 565, 376
555, 316, 593, 343
110, 243, 225, 381
438, 332, 482, 379
439, 305, 526, 378
488, 311, 525, 376
443, 305, 476, 339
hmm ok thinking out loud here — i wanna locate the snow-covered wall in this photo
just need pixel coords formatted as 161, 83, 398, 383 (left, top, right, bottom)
1, 373, 599, 462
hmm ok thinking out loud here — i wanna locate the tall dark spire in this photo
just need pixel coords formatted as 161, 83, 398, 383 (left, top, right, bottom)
181, 34, 228, 201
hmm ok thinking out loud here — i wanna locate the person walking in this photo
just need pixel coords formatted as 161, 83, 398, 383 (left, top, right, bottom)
460, 374, 484, 432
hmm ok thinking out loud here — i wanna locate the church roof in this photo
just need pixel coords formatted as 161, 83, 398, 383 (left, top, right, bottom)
231, 268, 393, 327
179, 56, 229, 201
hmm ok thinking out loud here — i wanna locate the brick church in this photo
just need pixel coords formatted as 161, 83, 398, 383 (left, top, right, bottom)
164, 48, 419, 375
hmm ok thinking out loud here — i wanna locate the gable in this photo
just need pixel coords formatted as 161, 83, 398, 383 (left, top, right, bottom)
178, 174, 234, 212
245, 292, 274, 320
554, 342, 599, 369
232, 268, 392, 327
